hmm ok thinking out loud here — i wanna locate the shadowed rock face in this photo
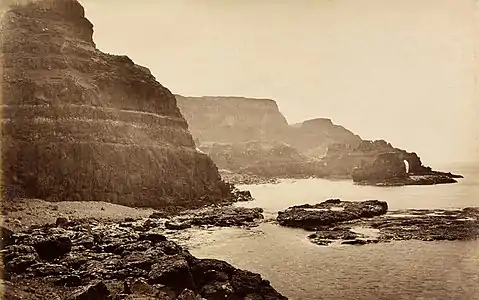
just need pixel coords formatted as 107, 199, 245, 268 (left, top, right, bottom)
0, 0, 231, 207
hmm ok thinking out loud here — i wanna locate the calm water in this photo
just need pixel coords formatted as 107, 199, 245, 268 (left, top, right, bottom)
190, 163, 479, 299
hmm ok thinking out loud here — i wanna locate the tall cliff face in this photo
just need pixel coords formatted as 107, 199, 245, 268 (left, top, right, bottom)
176, 95, 289, 144
1, 0, 230, 207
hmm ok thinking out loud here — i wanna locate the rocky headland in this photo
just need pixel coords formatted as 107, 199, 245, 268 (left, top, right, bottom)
277, 200, 479, 246
176, 97, 461, 186
342, 141, 463, 186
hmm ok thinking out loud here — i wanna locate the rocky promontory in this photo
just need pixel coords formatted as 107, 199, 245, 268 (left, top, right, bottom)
277, 200, 479, 246
0, 0, 231, 208
324, 140, 462, 185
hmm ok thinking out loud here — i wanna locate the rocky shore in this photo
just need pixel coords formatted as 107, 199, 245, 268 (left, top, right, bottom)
353, 174, 460, 186
219, 171, 279, 186
277, 200, 479, 246
1, 207, 285, 300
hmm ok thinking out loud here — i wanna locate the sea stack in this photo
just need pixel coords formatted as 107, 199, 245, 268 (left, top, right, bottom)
0, 0, 230, 207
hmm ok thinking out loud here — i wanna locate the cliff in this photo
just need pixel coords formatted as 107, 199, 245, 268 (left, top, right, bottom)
0, 0, 231, 207
176, 95, 289, 144
176, 96, 360, 157
289, 118, 361, 158
177, 95, 363, 179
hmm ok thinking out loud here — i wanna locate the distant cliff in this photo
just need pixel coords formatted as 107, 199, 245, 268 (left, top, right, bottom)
176, 95, 289, 144
177, 96, 361, 179
177, 96, 460, 183
0, 0, 231, 207
177, 96, 359, 156
289, 118, 361, 158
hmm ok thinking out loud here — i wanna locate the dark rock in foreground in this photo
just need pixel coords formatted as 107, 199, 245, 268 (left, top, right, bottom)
1, 219, 286, 299
279, 201, 479, 246
142, 205, 264, 232
276, 199, 388, 230
168, 206, 264, 229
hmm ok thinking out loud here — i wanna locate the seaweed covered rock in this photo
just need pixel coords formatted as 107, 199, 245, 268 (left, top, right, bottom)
0, 0, 231, 208
307, 207, 479, 246
277, 199, 388, 230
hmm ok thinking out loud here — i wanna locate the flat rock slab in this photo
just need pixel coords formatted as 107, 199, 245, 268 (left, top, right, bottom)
277, 199, 388, 230
355, 174, 459, 186
1, 219, 286, 299
306, 207, 479, 246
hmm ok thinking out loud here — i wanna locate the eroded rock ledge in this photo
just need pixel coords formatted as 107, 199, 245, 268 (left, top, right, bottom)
277, 200, 479, 246
1, 216, 286, 300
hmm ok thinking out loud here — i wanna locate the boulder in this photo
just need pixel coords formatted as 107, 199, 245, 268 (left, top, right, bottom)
32, 235, 72, 260
148, 256, 194, 292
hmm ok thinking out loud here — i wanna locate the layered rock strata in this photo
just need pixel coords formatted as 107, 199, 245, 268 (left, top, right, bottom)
0, 0, 230, 207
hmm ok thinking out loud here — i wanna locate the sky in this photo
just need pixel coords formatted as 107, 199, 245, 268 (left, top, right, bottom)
79, 0, 478, 166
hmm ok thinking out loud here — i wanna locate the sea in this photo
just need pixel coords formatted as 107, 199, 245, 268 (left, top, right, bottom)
188, 162, 479, 300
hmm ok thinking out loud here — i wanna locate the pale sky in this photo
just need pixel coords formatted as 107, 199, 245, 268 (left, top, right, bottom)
79, 0, 478, 166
